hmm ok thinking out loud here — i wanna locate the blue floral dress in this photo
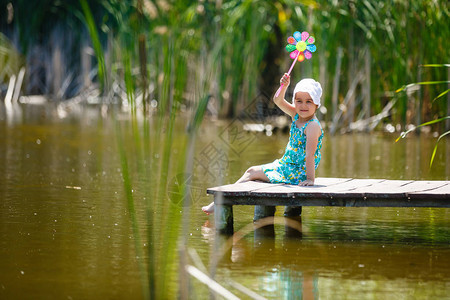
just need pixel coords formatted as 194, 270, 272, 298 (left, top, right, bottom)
262, 114, 323, 185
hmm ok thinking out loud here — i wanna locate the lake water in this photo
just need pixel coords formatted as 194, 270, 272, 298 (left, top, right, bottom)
0, 104, 449, 299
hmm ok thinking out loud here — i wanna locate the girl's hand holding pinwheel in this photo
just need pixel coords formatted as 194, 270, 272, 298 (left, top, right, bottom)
275, 30, 316, 97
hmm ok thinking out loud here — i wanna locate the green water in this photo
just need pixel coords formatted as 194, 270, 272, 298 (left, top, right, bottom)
0, 104, 449, 299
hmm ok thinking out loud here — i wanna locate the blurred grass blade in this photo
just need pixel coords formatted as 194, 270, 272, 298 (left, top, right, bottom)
432, 89, 449, 103
79, 0, 106, 91
421, 64, 450, 68
115, 120, 150, 299
123, 46, 135, 110
396, 116, 450, 142
188, 95, 211, 134
429, 130, 450, 168
185, 265, 240, 300
395, 81, 450, 93
228, 280, 268, 300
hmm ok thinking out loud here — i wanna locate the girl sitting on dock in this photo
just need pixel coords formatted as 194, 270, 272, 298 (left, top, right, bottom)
202, 74, 324, 214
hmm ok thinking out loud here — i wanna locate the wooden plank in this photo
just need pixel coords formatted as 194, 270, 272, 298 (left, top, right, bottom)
248, 184, 304, 198
207, 178, 349, 196
213, 177, 353, 198
314, 177, 353, 186
249, 178, 357, 197
360, 180, 448, 200
292, 179, 386, 197
346, 180, 414, 199
398, 181, 449, 192
351, 179, 414, 193
248, 179, 385, 201
317, 178, 384, 191
408, 183, 450, 200
207, 181, 280, 197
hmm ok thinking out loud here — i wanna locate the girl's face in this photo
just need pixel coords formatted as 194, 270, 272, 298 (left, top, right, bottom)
294, 91, 318, 119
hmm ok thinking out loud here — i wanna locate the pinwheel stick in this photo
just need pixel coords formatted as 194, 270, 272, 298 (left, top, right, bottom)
274, 51, 300, 98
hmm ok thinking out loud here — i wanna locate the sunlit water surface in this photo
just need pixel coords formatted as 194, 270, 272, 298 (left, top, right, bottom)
0, 105, 449, 299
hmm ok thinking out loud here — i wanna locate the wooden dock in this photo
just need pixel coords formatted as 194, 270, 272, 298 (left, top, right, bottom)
207, 178, 450, 233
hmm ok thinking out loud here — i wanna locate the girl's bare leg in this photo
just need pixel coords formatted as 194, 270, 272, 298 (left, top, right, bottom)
235, 165, 270, 184
202, 166, 269, 214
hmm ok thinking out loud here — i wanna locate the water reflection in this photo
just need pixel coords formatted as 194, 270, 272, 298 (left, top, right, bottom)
201, 213, 450, 299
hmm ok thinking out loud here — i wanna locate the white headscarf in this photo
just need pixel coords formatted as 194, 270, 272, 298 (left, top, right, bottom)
292, 78, 322, 108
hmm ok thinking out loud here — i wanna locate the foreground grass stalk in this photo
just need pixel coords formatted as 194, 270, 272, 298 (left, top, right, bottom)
142, 116, 156, 299
178, 94, 210, 298
79, 0, 107, 92
115, 118, 150, 299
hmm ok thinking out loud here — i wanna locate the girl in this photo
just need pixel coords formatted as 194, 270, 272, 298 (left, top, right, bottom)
202, 74, 324, 214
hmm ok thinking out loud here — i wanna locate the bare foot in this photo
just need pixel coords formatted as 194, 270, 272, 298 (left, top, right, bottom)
202, 202, 215, 215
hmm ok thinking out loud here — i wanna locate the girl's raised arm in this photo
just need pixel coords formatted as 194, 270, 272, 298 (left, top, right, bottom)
300, 121, 321, 186
273, 74, 296, 119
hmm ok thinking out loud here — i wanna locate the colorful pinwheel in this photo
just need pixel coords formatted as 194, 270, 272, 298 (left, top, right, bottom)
275, 30, 317, 97
286, 31, 316, 62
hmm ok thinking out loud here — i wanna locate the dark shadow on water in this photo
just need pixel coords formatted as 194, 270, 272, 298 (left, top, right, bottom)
284, 216, 303, 239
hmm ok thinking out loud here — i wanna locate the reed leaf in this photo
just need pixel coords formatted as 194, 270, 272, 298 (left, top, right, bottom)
185, 265, 240, 300
429, 130, 450, 168
79, 0, 107, 92
188, 95, 211, 134
396, 116, 450, 142
0, 33, 24, 83
114, 119, 150, 300
432, 89, 450, 103
395, 81, 450, 93
421, 64, 450, 68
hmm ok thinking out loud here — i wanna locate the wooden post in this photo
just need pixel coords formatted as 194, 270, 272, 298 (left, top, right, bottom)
253, 205, 275, 221
214, 204, 233, 234
284, 206, 302, 217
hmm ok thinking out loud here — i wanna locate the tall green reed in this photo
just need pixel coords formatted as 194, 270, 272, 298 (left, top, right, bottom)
115, 118, 151, 299
111, 80, 210, 298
